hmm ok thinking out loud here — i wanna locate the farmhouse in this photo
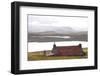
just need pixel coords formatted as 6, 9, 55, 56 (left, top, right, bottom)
52, 43, 84, 56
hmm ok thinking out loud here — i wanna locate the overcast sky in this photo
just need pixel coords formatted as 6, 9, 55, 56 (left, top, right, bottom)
28, 14, 88, 33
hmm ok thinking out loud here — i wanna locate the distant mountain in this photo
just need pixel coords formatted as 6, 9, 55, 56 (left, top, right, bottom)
28, 25, 77, 34
29, 30, 87, 36
28, 25, 88, 42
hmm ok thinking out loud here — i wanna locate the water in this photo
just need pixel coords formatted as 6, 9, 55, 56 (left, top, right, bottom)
28, 41, 88, 52
32, 36, 71, 38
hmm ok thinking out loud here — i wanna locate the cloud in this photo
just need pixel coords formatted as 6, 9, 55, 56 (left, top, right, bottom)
28, 15, 88, 33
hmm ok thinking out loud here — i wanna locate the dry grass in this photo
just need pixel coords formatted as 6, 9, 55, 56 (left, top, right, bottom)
28, 48, 88, 61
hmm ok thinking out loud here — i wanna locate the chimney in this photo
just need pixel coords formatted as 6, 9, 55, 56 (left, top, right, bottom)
52, 42, 56, 53
53, 42, 56, 48
79, 44, 82, 47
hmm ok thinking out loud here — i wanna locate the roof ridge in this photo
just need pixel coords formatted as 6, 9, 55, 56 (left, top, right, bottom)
56, 45, 79, 47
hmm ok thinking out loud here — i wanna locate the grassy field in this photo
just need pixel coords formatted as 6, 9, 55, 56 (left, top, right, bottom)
28, 48, 88, 61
